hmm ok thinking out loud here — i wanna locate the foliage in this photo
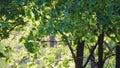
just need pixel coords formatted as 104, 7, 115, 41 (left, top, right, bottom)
1, 38, 75, 68
0, 38, 115, 68
0, 0, 120, 67
0, 0, 119, 42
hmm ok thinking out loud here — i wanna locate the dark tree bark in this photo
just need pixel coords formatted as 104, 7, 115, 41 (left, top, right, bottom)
75, 40, 85, 68
90, 46, 97, 68
98, 31, 104, 68
116, 42, 120, 68
83, 42, 98, 68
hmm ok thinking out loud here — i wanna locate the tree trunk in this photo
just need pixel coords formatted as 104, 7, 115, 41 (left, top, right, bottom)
98, 31, 104, 68
75, 40, 84, 68
116, 42, 120, 68
90, 46, 97, 68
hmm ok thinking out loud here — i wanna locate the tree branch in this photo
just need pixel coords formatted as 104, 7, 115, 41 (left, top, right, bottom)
83, 42, 98, 68
53, 27, 76, 63
67, 42, 76, 62
103, 41, 112, 52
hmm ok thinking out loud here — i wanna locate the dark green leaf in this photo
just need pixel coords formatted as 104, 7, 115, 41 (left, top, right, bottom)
64, 8, 69, 18
0, 52, 5, 57
97, 13, 106, 25
25, 42, 34, 53
77, 1, 80, 6
26, 9, 32, 19
89, 0, 96, 4
108, 6, 113, 18
25, 42, 39, 53
32, 8, 39, 20
18, 0, 23, 5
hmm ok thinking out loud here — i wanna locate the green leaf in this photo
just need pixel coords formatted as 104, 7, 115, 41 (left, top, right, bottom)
61, 35, 68, 42
26, 9, 32, 19
0, 45, 4, 52
25, 42, 39, 53
18, 0, 23, 5
1, 22, 9, 29
25, 42, 34, 53
27, 31, 34, 40
0, 52, 5, 57
108, 40, 115, 49
65, 2, 70, 6
32, 8, 39, 20
38, 26, 44, 34
97, 13, 106, 25
28, 62, 35, 67
47, 27, 53, 34
19, 37, 27, 43
77, 1, 80, 6
39, 0, 45, 5
61, 25, 64, 32
64, 8, 69, 18
89, 0, 96, 4
15, 17, 25, 25
108, 6, 113, 18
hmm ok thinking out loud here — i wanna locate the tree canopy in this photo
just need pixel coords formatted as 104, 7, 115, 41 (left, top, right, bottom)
0, 0, 120, 67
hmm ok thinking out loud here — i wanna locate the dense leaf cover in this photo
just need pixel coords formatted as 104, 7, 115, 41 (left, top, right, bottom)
0, 0, 120, 67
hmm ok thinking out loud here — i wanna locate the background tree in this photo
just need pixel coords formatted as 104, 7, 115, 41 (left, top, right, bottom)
0, 0, 120, 68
